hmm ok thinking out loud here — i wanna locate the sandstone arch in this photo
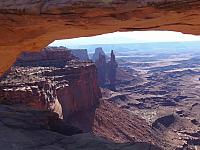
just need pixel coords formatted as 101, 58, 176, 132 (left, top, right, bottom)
0, 0, 200, 75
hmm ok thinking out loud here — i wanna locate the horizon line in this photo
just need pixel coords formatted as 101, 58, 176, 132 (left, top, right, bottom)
58, 40, 200, 47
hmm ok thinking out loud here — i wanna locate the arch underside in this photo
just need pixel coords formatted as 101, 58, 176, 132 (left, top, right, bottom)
0, 0, 200, 75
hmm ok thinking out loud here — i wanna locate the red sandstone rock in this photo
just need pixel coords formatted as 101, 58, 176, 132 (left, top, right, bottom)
0, 49, 164, 147
69, 49, 89, 61
16, 47, 76, 67
0, 104, 162, 150
95, 52, 107, 86
94, 49, 118, 90
0, 76, 63, 118
93, 99, 162, 146
0, 51, 101, 131
107, 50, 118, 90
0, 0, 200, 75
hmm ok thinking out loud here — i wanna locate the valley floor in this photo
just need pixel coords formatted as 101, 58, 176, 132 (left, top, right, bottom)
105, 52, 200, 149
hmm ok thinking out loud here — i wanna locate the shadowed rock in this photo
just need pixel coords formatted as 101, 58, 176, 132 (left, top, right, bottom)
0, 0, 200, 75
69, 49, 89, 61
0, 104, 162, 150
0, 49, 101, 132
92, 47, 106, 62
152, 114, 176, 129
94, 49, 118, 90
107, 50, 118, 91
95, 50, 107, 86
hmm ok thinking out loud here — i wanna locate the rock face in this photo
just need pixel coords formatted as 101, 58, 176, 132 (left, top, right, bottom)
0, 104, 162, 150
93, 100, 162, 145
15, 47, 75, 67
0, 48, 166, 148
0, 65, 165, 148
92, 47, 106, 62
0, 76, 63, 119
17, 46, 90, 65
95, 52, 107, 86
94, 48, 118, 90
0, 50, 101, 131
50, 64, 101, 131
0, 104, 163, 150
0, 104, 82, 136
0, 0, 200, 75
69, 49, 89, 61
107, 50, 118, 90
152, 114, 176, 129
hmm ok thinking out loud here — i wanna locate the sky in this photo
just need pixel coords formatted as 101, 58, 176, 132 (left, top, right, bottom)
49, 31, 200, 47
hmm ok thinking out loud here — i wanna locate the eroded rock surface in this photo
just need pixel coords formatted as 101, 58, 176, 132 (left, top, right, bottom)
1, 0, 200, 75
152, 114, 176, 129
0, 49, 101, 131
95, 50, 107, 86
93, 99, 162, 145
70, 49, 89, 61
94, 49, 118, 90
15, 47, 75, 67
0, 104, 162, 150
107, 50, 118, 90
92, 47, 106, 62
105, 49, 200, 149
0, 48, 165, 149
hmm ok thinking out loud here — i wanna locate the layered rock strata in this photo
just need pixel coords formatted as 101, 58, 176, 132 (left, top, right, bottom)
69, 49, 90, 61
93, 100, 163, 146
95, 52, 107, 86
94, 48, 118, 90
0, 104, 162, 150
0, 49, 165, 148
0, 50, 101, 131
15, 47, 75, 67
0, 0, 200, 75
107, 50, 118, 90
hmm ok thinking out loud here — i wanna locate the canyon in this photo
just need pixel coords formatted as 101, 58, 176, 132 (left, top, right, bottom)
0, 47, 163, 149
0, 47, 101, 131
2, 45, 200, 149
100, 47, 200, 150
0, 1, 200, 150
2, 44, 200, 150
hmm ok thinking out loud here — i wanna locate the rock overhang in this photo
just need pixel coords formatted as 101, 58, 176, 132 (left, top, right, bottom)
0, 0, 200, 75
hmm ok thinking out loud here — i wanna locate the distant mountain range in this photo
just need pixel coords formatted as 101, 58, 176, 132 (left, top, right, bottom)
66, 41, 200, 54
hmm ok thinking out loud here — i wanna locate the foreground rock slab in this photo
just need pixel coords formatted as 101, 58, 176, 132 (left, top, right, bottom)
0, 104, 162, 150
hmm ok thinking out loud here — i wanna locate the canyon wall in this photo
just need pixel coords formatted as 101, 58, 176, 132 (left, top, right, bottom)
45, 64, 101, 131
107, 50, 118, 90
0, 49, 163, 147
0, 0, 200, 75
94, 49, 107, 86
70, 49, 89, 61
93, 100, 162, 145
0, 76, 64, 118
15, 47, 75, 67
0, 49, 101, 131
94, 48, 118, 90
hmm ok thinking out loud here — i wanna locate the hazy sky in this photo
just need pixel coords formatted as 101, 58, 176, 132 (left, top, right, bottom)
49, 31, 200, 46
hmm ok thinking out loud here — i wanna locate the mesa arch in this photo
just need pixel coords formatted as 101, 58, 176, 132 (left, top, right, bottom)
0, 0, 200, 75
